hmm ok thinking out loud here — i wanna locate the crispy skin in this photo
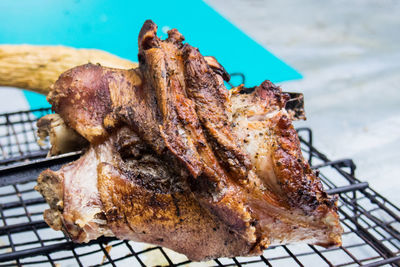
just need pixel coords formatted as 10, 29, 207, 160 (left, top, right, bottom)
37, 20, 342, 261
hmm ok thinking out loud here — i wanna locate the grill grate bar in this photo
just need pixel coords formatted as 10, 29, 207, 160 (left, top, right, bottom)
0, 237, 116, 262
0, 220, 47, 235
1, 198, 45, 210
0, 150, 48, 166
213, 259, 224, 266
13, 184, 56, 267
308, 245, 334, 266
339, 193, 400, 242
0, 207, 20, 266
340, 207, 397, 260
348, 211, 400, 252
363, 189, 400, 222
98, 242, 117, 267
231, 257, 242, 267
260, 255, 273, 267
0, 237, 65, 250
123, 240, 147, 267
325, 182, 369, 195
282, 245, 304, 266
0, 211, 43, 220
0, 150, 82, 187
338, 245, 362, 266
70, 247, 84, 267
362, 255, 400, 267
6, 115, 23, 157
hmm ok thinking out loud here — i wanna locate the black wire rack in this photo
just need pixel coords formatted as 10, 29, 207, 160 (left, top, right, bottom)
0, 102, 399, 266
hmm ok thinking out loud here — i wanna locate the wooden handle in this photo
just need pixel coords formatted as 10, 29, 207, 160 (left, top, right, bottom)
0, 45, 138, 95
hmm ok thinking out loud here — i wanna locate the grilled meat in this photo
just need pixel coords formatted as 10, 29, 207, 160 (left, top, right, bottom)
35, 20, 342, 261
37, 129, 252, 260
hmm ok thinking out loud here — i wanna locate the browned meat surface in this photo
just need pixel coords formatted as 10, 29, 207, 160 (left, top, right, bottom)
36, 20, 342, 261
183, 44, 252, 183
36, 130, 253, 260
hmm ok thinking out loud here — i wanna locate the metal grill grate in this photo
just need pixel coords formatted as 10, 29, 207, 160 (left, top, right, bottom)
0, 108, 52, 167
0, 97, 399, 266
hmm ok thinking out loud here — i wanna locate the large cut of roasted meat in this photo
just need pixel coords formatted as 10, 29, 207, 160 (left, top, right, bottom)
35, 20, 342, 261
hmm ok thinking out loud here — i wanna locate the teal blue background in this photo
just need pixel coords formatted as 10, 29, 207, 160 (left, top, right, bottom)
0, 0, 302, 110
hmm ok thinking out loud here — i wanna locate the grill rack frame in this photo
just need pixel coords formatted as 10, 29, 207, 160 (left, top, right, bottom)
0, 85, 399, 266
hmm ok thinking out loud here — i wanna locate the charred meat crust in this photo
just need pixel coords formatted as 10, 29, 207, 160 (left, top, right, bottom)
138, 22, 205, 177
97, 162, 254, 261
137, 21, 255, 240
270, 113, 338, 213
138, 20, 160, 51
203, 56, 230, 82
36, 19, 342, 261
182, 44, 252, 182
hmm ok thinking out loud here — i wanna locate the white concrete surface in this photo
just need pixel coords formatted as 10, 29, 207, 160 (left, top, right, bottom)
207, 0, 400, 205
0, 87, 29, 113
